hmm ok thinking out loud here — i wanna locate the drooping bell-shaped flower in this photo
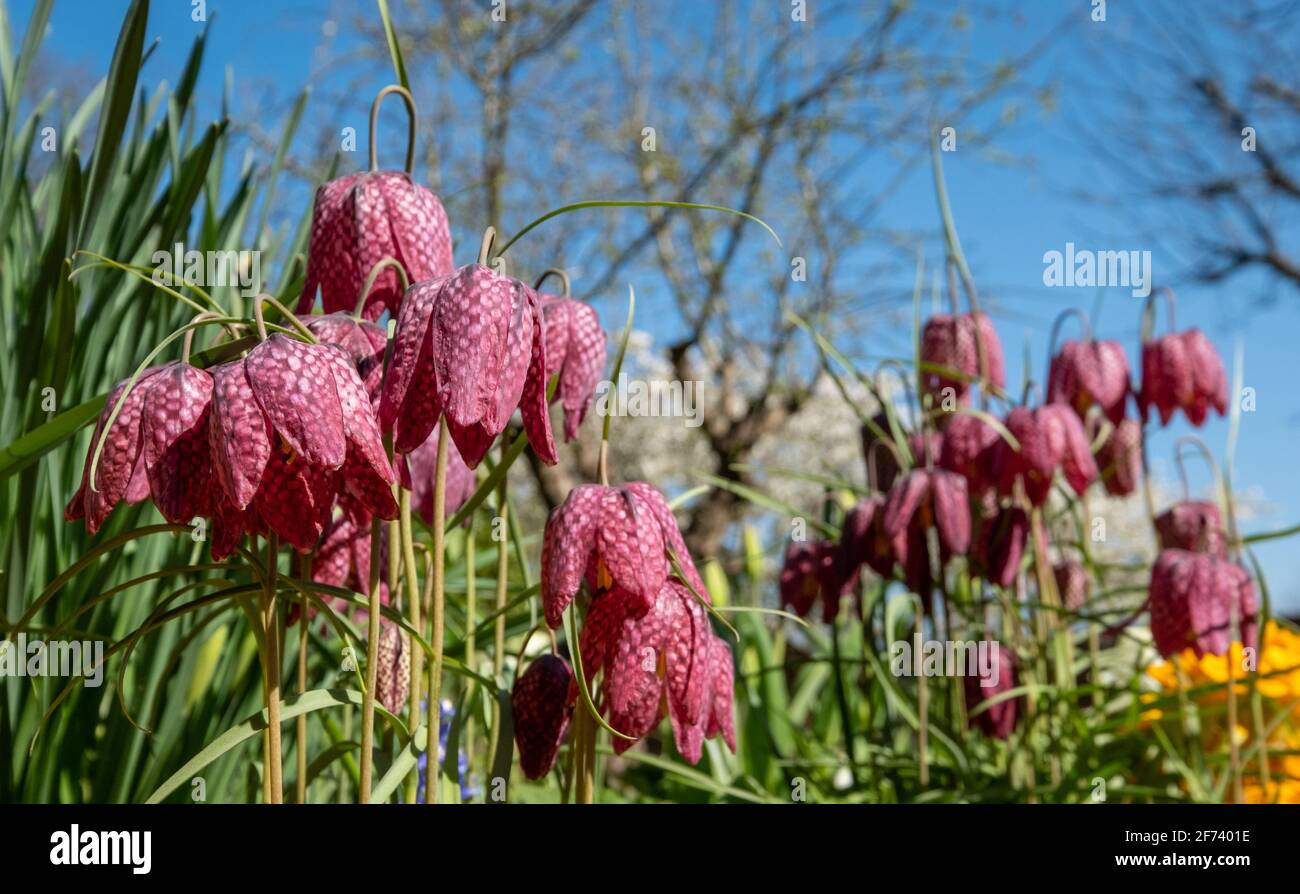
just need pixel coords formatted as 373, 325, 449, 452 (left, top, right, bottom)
964, 644, 1020, 739
378, 265, 557, 468
207, 334, 396, 552
397, 421, 477, 527
1054, 559, 1089, 612
993, 404, 1098, 506
138, 362, 216, 527
1154, 500, 1227, 557
938, 412, 999, 496
1149, 549, 1258, 657
970, 507, 1027, 588
920, 311, 1005, 402
539, 295, 607, 442
540, 481, 707, 628
578, 581, 735, 764
882, 467, 971, 599
836, 495, 896, 581
511, 654, 574, 780
65, 367, 166, 534
779, 539, 860, 623
1138, 329, 1227, 427
303, 312, 389, 403
1096, 416, 1141, 497
1047, 339, 1130, 424
375, 618, 411, 716
298, 171, 453, 321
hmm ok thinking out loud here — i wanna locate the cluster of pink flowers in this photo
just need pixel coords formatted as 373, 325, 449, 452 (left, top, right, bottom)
65, 114, 735, 777
780, 304, 1248, 740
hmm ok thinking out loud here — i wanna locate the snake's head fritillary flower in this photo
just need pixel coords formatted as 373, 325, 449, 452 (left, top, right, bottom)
376, 618, 410, 716
883, 469, 972, 566
1138, 329, 1227, 427
920, 311, 1005, 402
1053, 559, 1089, 612
837, 495, 895, 582
540, 481, 706, 629
138, 362, 216, 527
539, 295, 607, 442
298, 171, 452, 321
378, 265, 557, 468
65, 367, 166, 534
1149, 549, 1257, 657
208, 334, 396, 552
971, 507, 1028, 588
964, 644, 1020, 739
780, 538, 861, 624
994, 404, 1098, 506
578, 580, 733, 764
397, 421, 476, 527
1047, 339, 1130, 424
511, 654, 574, 780
1096, 416, 1141, 497
303, 312, 389, 403
938, 412, 999, 495
1155, 500, 1227, 557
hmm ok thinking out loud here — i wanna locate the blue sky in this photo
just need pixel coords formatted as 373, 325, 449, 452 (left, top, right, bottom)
15, 1, 1300, 611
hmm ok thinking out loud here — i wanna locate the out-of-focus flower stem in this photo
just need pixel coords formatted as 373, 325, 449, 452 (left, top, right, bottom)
399, 492, 423, 805
359, 515, 384, 802
296, 553, 312, 804
425, 420, 450, 803
262, 533, 284, 803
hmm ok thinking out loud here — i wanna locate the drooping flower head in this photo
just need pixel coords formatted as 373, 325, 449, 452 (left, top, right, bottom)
1139, 328, 1227, 427
578, 581, 735, 764
836, 495, 896, 583
378, 265, 557, 468
303, 312, 389, 403
1047, 339, 1130, 424
882, 467, 972, 599
298, 86, 453, 321
538, 294, 607, 442
511, 654, 574, 780
540, 481, 707, 628
964, 644, 1021, 739
207, 334, 396, 552
920, 311, 1005, 402
970, 506, 1028, 588
1096, 416, 1141, 497
1149, 550, 1258, 657
993, 404, 1098, 506
938, 411, 999, 496
779, 538, 861, 623
1054, 559, 1089, 612
1155, 500, 1227, 558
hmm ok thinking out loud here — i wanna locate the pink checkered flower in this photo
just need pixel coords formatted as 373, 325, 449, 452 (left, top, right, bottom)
303, 312, 389, 404
920, 311, 1005, 402
1154, 500, 1227, 558
297, 171, 452, 321
1047, 339, 1131, 425
1149, 550, 1257, 657
540, 481, 707, 628
378, 264, 557, 468
993, 404, 1098, 506
538, 295, 607, 441
1138, 328, 1227, 427
511, 654, 574, 780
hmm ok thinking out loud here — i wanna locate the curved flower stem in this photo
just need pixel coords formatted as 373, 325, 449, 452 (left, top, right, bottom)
359, 516, 384, 802
478, 227, 497, 266
296, 552, 312, 804
262, 533, 284, 804
354, 257, 411, 320
369, 84, 417, 174
181, 311, 225, 365
532, 267, 571, 297
252, 293, 318, 344
1045, 307, 1093, 390
1172, 435, 1223, 509
397, 490, 424, 803
425, 421, 450, 804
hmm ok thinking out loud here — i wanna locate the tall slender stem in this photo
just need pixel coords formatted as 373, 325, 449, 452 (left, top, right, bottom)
399, 491, 423, 805
359, 516, 384, 802
425, 421, 450, 803
485, 450, 511, 801
463, 520, 477, 766
296, 553, 312, 804
263, 534, 284, 804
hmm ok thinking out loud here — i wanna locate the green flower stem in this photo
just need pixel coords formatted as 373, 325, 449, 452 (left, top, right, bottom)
485, 454, 510, 801
360, 516, 384, 802
425, 420, 450, 804
263, 533, 284, 803
398, 490, 424, 805
296, 552, 312, 804
463, 519, 477, 768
